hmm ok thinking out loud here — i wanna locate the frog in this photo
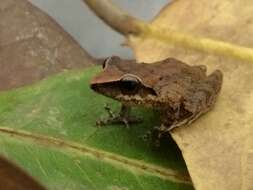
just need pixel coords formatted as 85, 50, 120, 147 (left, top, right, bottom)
90, 56, 223, 134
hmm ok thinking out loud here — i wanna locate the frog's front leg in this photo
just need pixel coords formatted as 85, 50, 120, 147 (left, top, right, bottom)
96, 104, 142, 128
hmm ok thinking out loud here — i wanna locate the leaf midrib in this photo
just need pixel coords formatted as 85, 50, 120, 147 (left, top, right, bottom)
0, 126, 191, 185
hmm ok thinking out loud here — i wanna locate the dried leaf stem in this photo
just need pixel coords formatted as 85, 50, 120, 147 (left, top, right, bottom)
82, 0, 145, 35
83, 0, 253, 63
142, 26, 253, 62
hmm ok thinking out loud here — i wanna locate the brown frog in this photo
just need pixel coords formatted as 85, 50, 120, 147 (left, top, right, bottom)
90, 56, 223, 133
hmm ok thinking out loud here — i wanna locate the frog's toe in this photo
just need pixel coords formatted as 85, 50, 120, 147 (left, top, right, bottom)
120, 115, 143, 128
95, 114, 142, 128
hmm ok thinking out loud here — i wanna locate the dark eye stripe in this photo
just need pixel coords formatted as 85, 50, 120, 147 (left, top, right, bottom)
121, 80, 138, 91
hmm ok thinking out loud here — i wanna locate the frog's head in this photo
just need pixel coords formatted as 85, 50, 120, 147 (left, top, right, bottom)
90, 56, 159, 107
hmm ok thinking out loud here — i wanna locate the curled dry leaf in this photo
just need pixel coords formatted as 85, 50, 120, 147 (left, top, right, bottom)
128, 1, 253, 190
0, 156, 46, 190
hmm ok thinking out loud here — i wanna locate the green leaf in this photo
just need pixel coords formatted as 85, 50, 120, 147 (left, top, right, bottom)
0, 66, 192, 190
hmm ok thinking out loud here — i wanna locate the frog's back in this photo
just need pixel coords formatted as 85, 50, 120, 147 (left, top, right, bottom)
152, 58, 207, 103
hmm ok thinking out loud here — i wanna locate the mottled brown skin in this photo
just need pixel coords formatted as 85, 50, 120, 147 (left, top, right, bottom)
90, 56, 223, 132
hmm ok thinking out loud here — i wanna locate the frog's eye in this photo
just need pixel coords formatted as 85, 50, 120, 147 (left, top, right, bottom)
102, 57, 112, 69
120, 74, 141, 94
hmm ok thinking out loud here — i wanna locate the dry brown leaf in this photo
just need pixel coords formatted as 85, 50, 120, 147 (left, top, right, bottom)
0, 156, 46, 190
128, 1, 253, 190
0, 0, 94, 91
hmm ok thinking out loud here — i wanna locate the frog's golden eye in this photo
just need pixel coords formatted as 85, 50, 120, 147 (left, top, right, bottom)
120, 74, 141, 94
